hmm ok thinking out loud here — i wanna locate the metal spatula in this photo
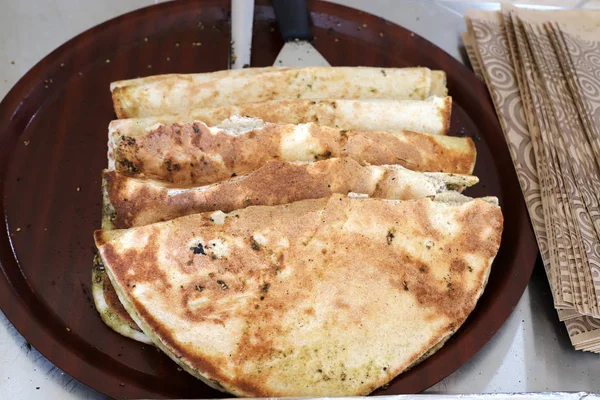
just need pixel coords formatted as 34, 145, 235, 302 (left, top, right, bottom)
272, 0, 330, 67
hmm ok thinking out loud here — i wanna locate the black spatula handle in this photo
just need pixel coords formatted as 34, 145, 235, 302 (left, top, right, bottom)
272, 0, 312, 42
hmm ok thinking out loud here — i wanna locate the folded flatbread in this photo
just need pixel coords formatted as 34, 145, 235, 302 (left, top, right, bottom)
111, 67, 447, 118
109, 97, 452, 136
110, 119, 476, 185
95, 194, 503, 397
103, 158, 478, 229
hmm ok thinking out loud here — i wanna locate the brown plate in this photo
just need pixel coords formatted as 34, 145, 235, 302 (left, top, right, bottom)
0, 0, 537, 398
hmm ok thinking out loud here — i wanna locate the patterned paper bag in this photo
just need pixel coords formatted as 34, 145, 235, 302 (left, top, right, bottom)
515, 12, 600, 316
518, 10, 600, 317
465, 7, 600, 351
504, 10, 572, 309
464, 11, 556, 303
552, 17, 600, 324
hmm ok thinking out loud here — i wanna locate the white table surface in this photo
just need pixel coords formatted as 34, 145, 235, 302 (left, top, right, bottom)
1, 0, 599, 399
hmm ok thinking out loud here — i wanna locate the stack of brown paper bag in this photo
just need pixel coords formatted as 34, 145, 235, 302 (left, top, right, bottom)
464, 6, 600, 352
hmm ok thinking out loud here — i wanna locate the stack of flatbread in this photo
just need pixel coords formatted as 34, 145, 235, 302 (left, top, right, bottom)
93, 66, 503, 396
464, 6, 600, 353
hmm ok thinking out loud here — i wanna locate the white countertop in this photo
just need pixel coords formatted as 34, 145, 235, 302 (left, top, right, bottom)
1, 0, 599, 398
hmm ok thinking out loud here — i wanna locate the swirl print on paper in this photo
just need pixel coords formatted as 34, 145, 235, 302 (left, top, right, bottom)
469, 15, 556, 300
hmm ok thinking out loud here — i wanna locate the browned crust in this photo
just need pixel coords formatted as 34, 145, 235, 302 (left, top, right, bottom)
104, 159, 477, 229
112, 122, 475, 185
95, 196, 503, 397
102, 271, 138, 328
341, 129, 475, 175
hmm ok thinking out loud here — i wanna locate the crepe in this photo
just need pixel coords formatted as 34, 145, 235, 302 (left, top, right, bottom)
95, 194, 503, 397
110, 119, 476, 185
110, 67, 448, 118
103, 158, 478, 229
108, 96, 452, 137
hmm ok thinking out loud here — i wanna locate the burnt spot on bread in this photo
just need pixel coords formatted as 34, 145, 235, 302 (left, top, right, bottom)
386, 229, 395, 245
313, 150, 332, 161
121, 136, 136, 146
217, 280, 229, 290
165, 159, 181, 172
118, 159, 139, 174
191, 243, 206, 255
